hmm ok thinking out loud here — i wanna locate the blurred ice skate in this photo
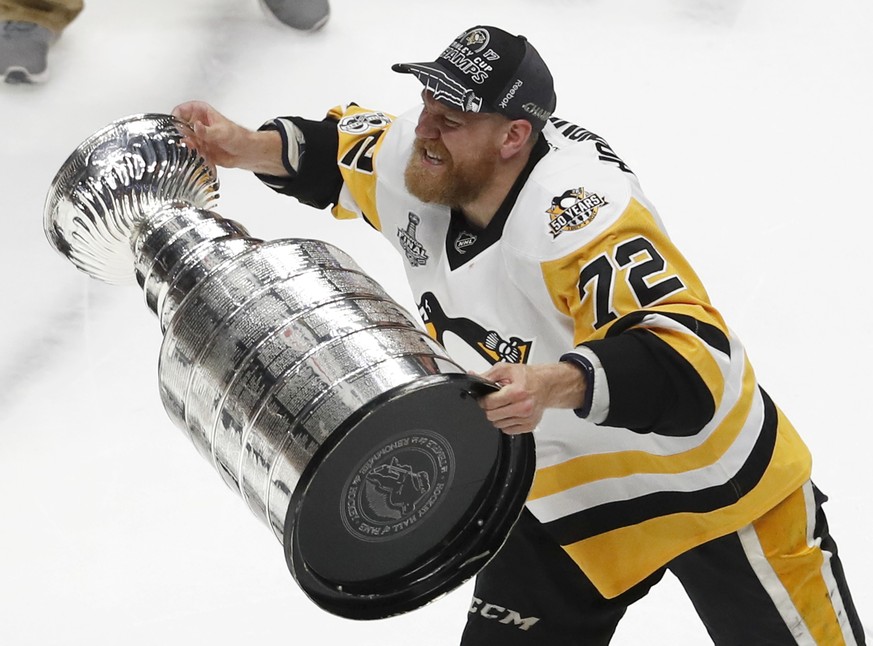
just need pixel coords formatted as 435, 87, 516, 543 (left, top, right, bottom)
259, 0, 330, 31
0, 20, 53, 84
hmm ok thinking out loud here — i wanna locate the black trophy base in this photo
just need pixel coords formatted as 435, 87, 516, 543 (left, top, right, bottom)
284, 373, 536, 619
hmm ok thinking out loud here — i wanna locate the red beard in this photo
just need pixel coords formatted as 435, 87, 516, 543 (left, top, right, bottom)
404, 138, 497, 207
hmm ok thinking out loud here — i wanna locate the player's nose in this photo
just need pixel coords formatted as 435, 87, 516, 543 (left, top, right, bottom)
415, 108, 440, 139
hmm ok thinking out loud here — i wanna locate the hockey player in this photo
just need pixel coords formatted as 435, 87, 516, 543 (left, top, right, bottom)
172, 24, 866, 646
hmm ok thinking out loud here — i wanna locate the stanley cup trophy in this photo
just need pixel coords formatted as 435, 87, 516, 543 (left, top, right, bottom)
43, 114, 535, 619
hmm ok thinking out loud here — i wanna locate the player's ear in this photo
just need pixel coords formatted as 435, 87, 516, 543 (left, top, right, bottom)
500, 119, 533, 160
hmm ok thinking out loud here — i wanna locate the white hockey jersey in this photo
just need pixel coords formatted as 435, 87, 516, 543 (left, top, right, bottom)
258, 103, 812, 598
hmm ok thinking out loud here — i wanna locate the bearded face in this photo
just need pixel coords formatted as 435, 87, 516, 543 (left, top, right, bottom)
404, 137, 499, 208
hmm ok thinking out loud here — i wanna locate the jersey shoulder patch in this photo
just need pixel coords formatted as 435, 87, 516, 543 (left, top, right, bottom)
504, 146, 634, 261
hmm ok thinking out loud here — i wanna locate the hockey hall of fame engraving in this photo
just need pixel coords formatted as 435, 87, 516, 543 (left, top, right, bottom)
341, 430, 456, 542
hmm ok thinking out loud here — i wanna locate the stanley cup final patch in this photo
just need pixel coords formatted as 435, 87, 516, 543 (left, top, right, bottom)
340, 430, 455, 542
547, 187, 607, 238
398, 212, 429, 267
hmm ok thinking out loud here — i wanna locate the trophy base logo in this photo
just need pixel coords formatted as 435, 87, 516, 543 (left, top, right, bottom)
342, 430, 455, 542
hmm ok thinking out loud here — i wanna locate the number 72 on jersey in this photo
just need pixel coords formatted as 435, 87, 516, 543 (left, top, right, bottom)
576, 235, 686, 330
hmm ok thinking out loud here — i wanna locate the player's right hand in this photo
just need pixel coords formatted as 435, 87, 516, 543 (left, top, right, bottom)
171, 101, 288, 177
171, 100, 251, 169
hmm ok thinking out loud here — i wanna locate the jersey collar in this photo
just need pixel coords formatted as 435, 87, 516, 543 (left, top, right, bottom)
445, 136, 549, 270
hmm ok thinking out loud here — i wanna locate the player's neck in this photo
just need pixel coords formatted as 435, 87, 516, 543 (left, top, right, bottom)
459, 157, 528, 229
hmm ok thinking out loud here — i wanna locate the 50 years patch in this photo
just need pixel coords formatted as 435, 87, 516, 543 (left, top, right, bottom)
547, 187, 607, 238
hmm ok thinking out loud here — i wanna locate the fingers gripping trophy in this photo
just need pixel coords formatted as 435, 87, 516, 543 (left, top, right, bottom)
43, 114, 535, 619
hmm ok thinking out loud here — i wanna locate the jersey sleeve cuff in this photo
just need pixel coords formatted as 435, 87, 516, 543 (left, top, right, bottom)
257, 117, 303, 181
253, 115, 343, 209
560, 346, 610, 424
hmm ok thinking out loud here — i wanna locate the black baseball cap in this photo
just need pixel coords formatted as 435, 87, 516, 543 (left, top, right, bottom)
392, 25, 556, 131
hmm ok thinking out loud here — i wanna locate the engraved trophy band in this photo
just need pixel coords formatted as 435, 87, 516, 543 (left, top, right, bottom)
43, 114, 535, 619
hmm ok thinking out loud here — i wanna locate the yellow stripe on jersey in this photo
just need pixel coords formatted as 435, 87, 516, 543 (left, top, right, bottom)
528, 351, 756, 500
327, 104, 396, 230
639, 310, 727, 410
560, 405, 811, 598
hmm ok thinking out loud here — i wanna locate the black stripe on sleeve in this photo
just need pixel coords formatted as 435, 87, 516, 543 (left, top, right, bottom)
255, 116, 342, 209
584, 328, 716, 436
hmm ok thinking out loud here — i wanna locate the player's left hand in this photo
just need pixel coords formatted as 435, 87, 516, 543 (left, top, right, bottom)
474, 362, 586, 435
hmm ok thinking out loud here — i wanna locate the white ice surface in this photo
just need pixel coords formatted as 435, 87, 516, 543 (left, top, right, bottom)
0, 0, 870, 643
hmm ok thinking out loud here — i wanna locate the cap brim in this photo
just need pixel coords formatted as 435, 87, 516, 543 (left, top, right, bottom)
392, 61, 485, 113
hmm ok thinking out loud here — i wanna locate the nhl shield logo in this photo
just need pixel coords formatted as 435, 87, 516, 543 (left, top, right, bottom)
454, 231, 477, 254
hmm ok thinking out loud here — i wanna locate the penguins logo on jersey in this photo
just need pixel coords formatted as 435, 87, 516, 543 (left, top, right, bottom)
338, 111, 392, 134
398, 212, 429, 267
419, 292, 531, 365
547, 187, 607, 239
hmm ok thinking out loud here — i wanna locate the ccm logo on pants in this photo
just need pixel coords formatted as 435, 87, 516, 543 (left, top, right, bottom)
468, 597, 541, 631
